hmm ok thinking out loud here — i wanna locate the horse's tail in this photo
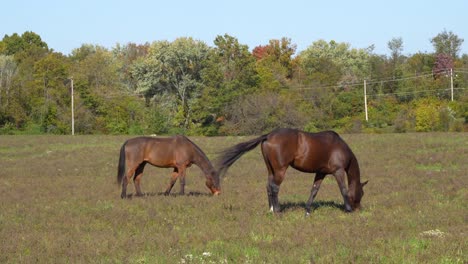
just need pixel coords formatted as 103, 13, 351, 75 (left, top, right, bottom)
217, 134, 269, 177
117, 141, 127, 185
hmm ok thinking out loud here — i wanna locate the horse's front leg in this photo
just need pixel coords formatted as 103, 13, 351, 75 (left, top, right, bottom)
164, 168, 179, 195
334, 169, 352, 212
305, 173, 326, 216
178, 167, 186, 195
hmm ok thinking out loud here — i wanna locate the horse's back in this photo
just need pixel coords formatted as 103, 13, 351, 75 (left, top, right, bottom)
301, 130, 350, 149
126, 136, 176, 151
265, 129, 352, 173
124, 136, 185, 167
266, 128, 344, 150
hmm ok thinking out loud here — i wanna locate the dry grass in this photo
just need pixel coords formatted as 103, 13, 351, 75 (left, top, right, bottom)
0, 133, 466, 263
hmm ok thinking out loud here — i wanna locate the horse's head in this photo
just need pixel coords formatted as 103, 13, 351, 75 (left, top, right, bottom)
205, 171, 221, 195
348, 180, 368, 210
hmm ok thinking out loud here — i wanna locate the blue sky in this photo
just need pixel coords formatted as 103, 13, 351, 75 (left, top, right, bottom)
2, 0, 467, 56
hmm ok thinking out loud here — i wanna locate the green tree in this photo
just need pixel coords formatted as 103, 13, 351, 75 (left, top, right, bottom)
0, 32, 50, 131
0, 33, 24, 55
131, 38, 210, 131
31, 52, 70, 133
0, 55, 17, 114
0, 32, 48, 63
388, 37, 403, 64
299, 39, 372, 83
431, 29, 464, 58
71, 44, 120, 90
112, 42, 150, 91
405, 52, 434, 75
293, 40, 373, 130
387, 37, 405, 86
253, 37, 296, 91
393, 52, 435, 102
70, 44, 143, 134
196, 34, 258, 135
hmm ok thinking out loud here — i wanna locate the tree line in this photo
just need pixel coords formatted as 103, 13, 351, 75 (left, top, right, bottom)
0, 30, 466, 135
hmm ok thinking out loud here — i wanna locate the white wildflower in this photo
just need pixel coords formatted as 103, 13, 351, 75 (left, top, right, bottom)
420, 229, 446, 237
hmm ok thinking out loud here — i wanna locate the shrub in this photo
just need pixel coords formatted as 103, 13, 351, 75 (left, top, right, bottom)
394, 105, 415, 133
414, 98, 441, 132
0, 122, 15, 135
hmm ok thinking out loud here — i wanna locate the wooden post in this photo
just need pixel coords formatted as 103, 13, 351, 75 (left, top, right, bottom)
71, 78, 75, 135
450, 68, 454, 101
364, 79, 368, 121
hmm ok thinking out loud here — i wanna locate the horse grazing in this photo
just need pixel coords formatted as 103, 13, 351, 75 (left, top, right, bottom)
218, 128, 367, 215
117, 135, 221, 198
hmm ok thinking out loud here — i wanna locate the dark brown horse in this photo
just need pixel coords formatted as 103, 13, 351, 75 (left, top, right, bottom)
218, 128, 367, 215
117, 135, 221, 198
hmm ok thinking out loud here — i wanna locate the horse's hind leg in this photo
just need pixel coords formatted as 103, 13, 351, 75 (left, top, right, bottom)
164, 168, 179, 195
262, 143, 286, 213
305, 173, 326, 216
121, 176, 128, 199
121, 168, 135, 199
263, 150, 277, 212
133, 162, 146, 197
267, 179, 281, 213
334, 169, 352, 212
266, 167, 286, 213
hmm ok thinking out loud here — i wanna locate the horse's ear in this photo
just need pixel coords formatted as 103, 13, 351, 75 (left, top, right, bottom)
361, 180, 369, 187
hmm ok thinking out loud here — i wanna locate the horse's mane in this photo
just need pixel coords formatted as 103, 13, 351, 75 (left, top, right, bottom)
181, 136, 210, 160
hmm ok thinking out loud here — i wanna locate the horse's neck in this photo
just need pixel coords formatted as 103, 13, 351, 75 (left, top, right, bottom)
193, 150, 215, 175
348, 179, 359, 191
347, 155, 361, 192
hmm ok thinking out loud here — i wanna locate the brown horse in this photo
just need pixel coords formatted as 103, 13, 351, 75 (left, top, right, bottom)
117, 135, 221, 198
218, 128, 367, 215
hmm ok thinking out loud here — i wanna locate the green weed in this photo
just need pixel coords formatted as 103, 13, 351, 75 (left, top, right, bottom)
0, 133, 466, 263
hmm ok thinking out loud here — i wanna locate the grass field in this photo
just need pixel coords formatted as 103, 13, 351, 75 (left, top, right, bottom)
0, 133, 466, 263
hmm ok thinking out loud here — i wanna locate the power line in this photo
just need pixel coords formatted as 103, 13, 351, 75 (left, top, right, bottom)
369, 87, 466, 97
286, 67, 468, 92
87, 67, 468, 100
366, 73, 435, 85
292, 87, 466, 102
285, 72, 445, 92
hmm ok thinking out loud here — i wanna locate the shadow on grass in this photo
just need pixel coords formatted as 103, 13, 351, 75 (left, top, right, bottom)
280, 200, 345, 212
123, 191, 212, 199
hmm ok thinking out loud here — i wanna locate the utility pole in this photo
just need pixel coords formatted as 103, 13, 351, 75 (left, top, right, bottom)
450, 68, 454, 101
71, 77, 75, 135
364, 79, 368, 122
